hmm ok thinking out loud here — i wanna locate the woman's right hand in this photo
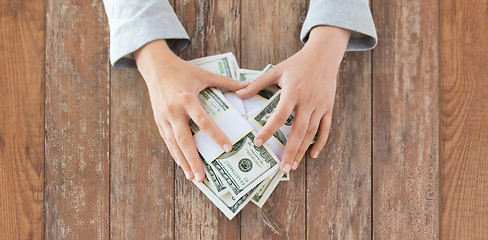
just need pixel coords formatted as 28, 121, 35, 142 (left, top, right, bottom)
135, 40, 248, 182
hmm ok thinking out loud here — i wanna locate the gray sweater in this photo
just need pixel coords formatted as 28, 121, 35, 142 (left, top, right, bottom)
103, 0, 377, 69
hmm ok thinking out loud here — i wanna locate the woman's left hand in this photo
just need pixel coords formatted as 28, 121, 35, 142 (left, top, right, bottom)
236, 25, 351, 173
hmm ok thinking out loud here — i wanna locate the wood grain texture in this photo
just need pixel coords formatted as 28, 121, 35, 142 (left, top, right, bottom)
0, 0, 45, 239
372, 0, 440, 239
44, 0, 110, 239
109, 70, 175, 240
240, 1, 307, 239
173, 1, 241, 239
240, 0, 308, 69
440, 0, 488, 238
108, 0, 175, 238
307, 51, 372, 239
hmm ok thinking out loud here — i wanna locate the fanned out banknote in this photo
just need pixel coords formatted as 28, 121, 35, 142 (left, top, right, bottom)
185, 53, 304, 220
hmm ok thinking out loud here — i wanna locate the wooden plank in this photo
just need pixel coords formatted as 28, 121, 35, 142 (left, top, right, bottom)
372, 0, 440, 238
440, 0, 488, 238
307, 52, 372, 238
44, 0, 110, 238
173, 1, 241, 239
109, 70, 175, 239
240, 1, 307, 239
109, 0, 175, 238
0, 0, 45, 239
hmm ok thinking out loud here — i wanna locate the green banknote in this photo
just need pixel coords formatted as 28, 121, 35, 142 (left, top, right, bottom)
211, 131, 280, 199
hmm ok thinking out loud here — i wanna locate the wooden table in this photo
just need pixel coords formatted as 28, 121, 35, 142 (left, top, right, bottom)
1, 0, 487, 239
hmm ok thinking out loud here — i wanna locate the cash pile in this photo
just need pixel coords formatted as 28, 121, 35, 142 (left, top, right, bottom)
188, 53, 293, 220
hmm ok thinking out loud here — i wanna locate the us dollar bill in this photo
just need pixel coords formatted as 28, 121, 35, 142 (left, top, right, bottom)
238, 69, 260, 82
256, 85, 280, 101
238, 68, 279, 102
189, 52, 238, 79
193, 171, 259, 220
260, 64, 274, 74
202, 155, 228, 196
281, 173, 289, 181
186, 54, 294, 217
190, 88, 230, 135
188, 53, 237, 135
251, 90, 292, 147
251, 169, 282, 207
189, 52, 240, 97
211, 131, 280, 199
240, 65, 280, 114
251, 89, 318, 148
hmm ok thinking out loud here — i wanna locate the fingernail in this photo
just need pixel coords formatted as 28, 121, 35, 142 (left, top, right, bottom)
194, 172, 204, 181
255, 138, 263, 146
292, 161, 298, 169
223, 143, 232, 152
175, 159, 181, 166
236, 88, 246, 94
282, 163, 291, 173
312, 151, 319, 159
184, 170, 193, 180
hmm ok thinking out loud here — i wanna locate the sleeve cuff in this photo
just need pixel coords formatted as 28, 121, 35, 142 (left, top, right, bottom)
300, 0, 377, 51
106, 1, 190, 69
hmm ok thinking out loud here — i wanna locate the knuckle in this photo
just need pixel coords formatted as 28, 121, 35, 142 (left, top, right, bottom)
196, 114, 211, 129
178, 92, 193, 103
164, 104, 179, 118
167, 138, 177, 146
307, 126, 318, 136
176, 135, 190, 145
275, 111, 290, 121
294, 84, 304, 93
295, 125, 307, 136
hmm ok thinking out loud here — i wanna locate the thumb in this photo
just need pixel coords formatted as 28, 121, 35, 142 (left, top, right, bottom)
208, 73, 248, 91
235, 67, 280, 98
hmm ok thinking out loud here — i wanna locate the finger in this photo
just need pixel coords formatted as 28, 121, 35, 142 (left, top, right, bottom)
235, 67, 281, 98
161, 122, 194, 179
280, 110, 311, 173
186, 99, 232, 152
207, 73, 248, 91
309, 114, 332, 159
156, 124, 178, 165
292, 111, 321, 170
172, 119, 206, 182
253, 90, 295, 147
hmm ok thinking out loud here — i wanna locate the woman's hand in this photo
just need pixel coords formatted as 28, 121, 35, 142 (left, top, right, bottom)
135, 40, 248, 182
236, 26, 351, 173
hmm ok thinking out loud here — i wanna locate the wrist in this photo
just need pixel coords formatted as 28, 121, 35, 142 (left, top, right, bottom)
135, 39, 180, 86
304, 26, 351, 67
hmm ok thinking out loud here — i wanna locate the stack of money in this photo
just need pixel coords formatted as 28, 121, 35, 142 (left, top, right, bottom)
187, 53, 294, 220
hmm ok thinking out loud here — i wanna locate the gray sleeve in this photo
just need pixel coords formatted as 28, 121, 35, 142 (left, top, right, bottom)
103, 0, 190, 69
301, 0, 377, 51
